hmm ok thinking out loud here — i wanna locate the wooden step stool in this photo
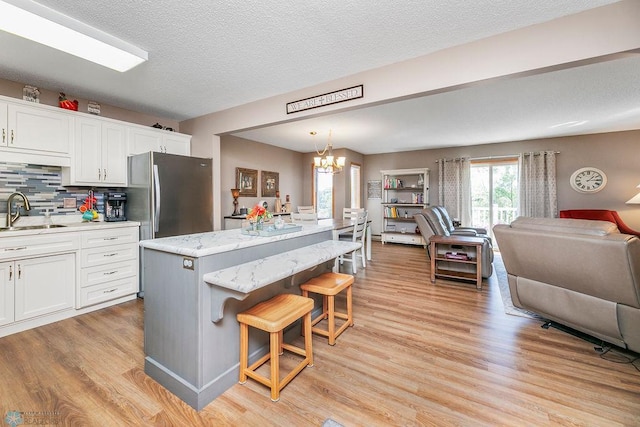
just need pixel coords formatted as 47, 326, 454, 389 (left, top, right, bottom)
237, 293, 314, 402
300, 272, 354, 345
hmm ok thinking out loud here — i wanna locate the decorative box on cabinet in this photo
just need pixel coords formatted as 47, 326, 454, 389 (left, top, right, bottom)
62, 116, 128, 186
78, 226, 139, 308
381, 168, 429, 246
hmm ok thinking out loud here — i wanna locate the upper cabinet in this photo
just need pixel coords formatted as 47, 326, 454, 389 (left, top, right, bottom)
0, 94, 192, 181
128, 127, 191, 156
0, 99, 72, 166
62, 117, 128, 186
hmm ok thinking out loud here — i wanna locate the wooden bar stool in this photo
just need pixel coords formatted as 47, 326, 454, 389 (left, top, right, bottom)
237, 293, 314, 402
300, 272, 354, 345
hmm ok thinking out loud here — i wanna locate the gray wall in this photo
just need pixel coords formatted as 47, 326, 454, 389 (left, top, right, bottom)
364, 129, 640, 235
220, 135, 305, 215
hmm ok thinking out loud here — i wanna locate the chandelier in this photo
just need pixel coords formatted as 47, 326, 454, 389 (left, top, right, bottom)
312, 130, 346, 174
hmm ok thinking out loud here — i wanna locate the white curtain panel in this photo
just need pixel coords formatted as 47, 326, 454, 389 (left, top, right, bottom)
518, 151, 557, 217
438, 158, 471, 225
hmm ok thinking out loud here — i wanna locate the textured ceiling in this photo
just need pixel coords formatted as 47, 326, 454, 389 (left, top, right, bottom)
0, 0, 632, 154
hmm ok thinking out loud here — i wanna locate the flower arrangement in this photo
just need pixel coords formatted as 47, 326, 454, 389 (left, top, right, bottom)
246, 204, 272, 223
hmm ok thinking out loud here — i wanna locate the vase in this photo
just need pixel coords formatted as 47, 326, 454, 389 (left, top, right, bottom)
256, 219, 264, 231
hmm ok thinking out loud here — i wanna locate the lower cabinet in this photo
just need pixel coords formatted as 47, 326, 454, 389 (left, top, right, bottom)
15, 254, 75, 321
0, 224, 139, 336
0, 253, 75, 326
78, 226, 139, 308
0, 262, 14, 327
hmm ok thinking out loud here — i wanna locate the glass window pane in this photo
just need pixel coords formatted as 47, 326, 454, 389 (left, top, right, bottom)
315, 170, 333, 219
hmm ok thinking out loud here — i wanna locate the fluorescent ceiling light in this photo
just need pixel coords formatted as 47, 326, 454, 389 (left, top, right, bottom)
549, 120, 588, 129
0, 0, 148, 72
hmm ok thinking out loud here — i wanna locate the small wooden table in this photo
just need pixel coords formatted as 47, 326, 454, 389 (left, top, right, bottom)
429, 235, 485, 290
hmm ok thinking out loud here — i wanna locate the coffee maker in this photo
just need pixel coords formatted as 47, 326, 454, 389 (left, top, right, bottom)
104, 192, 127, 222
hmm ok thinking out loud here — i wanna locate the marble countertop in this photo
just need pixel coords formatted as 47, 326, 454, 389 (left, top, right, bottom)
139, 223, 334, 258
203, 240, 360, 293
0, 214, 139, 237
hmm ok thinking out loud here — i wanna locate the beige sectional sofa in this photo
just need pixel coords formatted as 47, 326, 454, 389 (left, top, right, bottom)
494, 217, 640, 353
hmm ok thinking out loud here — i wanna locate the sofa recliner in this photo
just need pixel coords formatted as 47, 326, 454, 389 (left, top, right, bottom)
414, 206, 494, 278
494, 216, 640, 353
431, 206, 490, 238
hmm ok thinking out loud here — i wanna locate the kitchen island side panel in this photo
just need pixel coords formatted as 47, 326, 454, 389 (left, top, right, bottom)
143, 230, 332, 410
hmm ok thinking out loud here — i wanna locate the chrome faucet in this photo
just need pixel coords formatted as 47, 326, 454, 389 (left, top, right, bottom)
7, 192, 31, 228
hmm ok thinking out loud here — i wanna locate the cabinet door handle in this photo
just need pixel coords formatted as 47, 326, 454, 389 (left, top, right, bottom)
9, 265, 12, 280
2, 128, 5, 143
10, 130, 14, 144
103, 253, 117, 257
5, 247, 27, 251
103, 288, 117, 294
98, 169, 101, 180
17, 264, 21, 279
103, 237, 118, 241
103, 169, 107, 181
103, 271, 117, 276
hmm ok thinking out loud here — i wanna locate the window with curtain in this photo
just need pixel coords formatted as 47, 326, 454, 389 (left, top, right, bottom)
470, 158, 519, 239
518, 151, 558, 218
437, 158, 471, 225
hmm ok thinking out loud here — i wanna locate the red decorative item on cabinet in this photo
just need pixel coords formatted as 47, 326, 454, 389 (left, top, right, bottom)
58, 92, 78, 111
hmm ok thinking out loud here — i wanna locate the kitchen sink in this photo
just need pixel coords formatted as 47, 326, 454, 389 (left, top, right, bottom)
0, 224, 68, 232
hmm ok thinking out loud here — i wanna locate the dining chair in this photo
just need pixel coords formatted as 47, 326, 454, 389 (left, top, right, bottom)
340, 208, 367, 247
297, 206, 315, 214
338, 211, 368, 273
290, 212, 318, 224
342, 207, 365, 220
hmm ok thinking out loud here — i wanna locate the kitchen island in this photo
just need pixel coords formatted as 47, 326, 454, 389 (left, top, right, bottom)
140, 225, 359, 410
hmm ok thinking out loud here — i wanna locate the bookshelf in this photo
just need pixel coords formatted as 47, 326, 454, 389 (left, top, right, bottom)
380, 168, 429, 246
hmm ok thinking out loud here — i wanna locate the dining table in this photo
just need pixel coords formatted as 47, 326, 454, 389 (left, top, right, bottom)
318, 218, 372, 261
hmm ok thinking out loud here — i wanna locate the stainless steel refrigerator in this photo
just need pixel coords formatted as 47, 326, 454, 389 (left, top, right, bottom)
127, 152, 213, 294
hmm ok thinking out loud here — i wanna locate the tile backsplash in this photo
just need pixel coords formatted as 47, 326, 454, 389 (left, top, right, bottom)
0, 163, 121, 217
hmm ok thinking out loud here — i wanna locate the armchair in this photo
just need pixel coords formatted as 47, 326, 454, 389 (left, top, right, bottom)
415, 207, 494, 278
432, 206, 490, 238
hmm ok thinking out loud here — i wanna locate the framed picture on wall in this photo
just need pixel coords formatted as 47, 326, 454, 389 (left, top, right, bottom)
368, 180, 382, 199
261, 171, 279, 197
236, 167, 258, 197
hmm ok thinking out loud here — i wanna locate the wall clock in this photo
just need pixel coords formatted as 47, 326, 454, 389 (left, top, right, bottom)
570, 167, 607, 193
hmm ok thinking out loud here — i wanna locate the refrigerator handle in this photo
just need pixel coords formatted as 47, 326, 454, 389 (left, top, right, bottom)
153, 164, 161, 233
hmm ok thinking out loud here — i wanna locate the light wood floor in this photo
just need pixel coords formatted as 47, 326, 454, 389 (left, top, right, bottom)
1, 242, 639, 426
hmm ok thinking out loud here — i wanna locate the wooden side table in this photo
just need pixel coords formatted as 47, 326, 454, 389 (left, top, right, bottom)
429, 235, 485, 290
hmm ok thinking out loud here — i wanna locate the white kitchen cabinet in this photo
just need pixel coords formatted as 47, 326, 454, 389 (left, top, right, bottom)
62, 117, 127, 186
78, 226, 139, 308
0, 102, 7, 148
0, 98, 72, 166
128, 126, 191, 156
0, 234, 78, 324
14, 253, 75, 321
0, 261, 13, 327
162, 132, 191, 155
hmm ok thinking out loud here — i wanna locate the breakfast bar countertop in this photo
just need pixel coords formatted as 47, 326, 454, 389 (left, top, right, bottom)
139, 223, 333, 258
